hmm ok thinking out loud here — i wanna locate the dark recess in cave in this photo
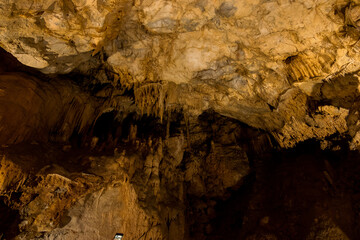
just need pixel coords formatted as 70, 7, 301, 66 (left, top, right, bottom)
207, 139, 360, 240
0, 198, 21, 239
93, 110, 120, 144
2, 43, 360, 240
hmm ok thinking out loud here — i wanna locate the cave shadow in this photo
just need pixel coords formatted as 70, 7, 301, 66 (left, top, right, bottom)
87, 109, 184, 151
92, 110, 119, 144
208, 139, 359, 240
207, 172, 256, 240
0, 197, 21, 239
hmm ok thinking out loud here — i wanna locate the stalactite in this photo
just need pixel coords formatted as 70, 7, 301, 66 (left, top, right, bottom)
113, 67, 134, 92
134, 82, 168, 122
129, 124, 137, 144
285, 52, 336, 83
184, 109, 191, 151
166, 109, 171, 140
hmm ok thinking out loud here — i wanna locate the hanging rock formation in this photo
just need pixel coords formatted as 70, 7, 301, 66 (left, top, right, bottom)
1, 0, 360, 148
1, 0, 360, 239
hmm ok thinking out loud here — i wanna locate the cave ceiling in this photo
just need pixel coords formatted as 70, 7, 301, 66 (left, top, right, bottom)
1, 0, 360, 148
3, 1, 360, 239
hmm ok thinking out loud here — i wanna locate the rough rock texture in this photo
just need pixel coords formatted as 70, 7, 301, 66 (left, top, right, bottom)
0, 72, 99, 145
3, 0, 360, 148
0, 142, 178, 240
0, 111, 256, 240
2, 0, 360, 239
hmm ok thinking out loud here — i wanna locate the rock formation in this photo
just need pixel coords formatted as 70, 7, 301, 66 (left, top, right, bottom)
1, 0, 360, 239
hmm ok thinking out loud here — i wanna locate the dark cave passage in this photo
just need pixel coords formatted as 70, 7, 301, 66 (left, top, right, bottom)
207, 140, 360, 240
2, 0, 360, 238
93, 110, 120, 143
0, 198, 21, 240
1, 124, 360, 240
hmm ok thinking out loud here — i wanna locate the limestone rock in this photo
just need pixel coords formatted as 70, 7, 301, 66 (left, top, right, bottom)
0, 73, 100, 145
2, 0, 360, 147
44, 186, 163, 240
306, 216, 350, 240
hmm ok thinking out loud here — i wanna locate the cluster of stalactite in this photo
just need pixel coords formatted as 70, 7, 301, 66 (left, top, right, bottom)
134, 82, 168, 122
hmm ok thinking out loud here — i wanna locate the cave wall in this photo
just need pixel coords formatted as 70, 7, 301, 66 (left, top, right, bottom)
0, 72, 101, 145
0, 109, 270, 240
2, 0, 360, 239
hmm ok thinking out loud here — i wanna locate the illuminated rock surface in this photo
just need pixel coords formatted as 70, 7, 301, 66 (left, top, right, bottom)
1, 0, 360, 239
